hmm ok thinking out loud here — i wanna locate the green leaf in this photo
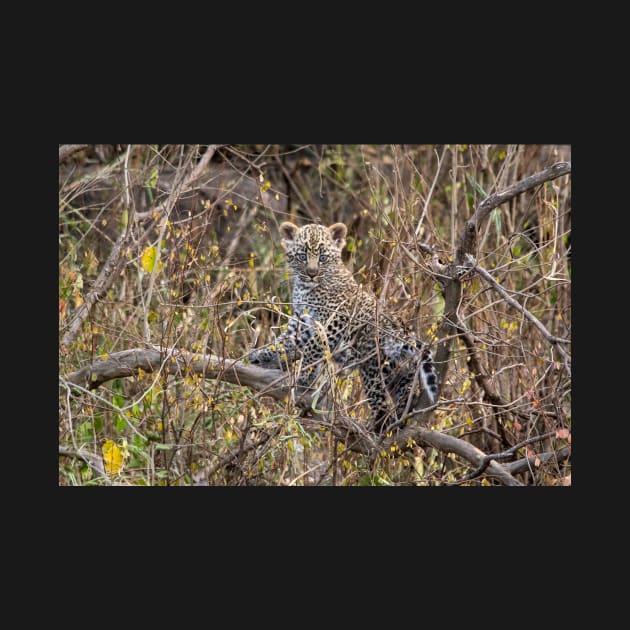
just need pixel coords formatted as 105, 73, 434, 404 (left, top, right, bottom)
77, 421, 93, 442
465, 173, 488, 199
115, 414, 127, 433
492, 208, 502, 239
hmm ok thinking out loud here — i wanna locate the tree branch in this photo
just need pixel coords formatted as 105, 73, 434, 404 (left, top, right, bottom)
453, 431, 557, 483
60, 146, 218, 351
64, 346, 309, 405
421, 160, 571, 427
506, 445, 570, 475
58, 445, 111, 484
392, 426, 524, 486
456, 161, 571, 263
64, 346, 526, 485
60, 226, 134, 350
465, 255, 571, 345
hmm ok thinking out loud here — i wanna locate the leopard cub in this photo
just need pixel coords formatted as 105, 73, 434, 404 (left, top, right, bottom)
248, 221, 438, 432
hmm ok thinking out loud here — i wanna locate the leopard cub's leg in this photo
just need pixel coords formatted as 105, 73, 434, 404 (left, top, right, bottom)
247, 311, 323, 388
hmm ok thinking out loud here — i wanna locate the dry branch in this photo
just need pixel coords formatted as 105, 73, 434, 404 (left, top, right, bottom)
65, 347, 301, 404
465, 255, 570, 346
63, 347, 523, 485
454, 431, 557, 483
60, 226, 134, 350
428, 160, 571, 425
456, 161, 571, 263
506, 445, 570, 475
392, 426, 523, 486
58, 445, 111, 484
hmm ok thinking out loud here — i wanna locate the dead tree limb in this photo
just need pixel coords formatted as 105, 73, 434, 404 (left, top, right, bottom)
64, 347, 302, 405
456, 161, 571, 262
423, 161, 571, 427
506, 445, 571, 475
453, 431, 557, 483
63, 347, 523, 485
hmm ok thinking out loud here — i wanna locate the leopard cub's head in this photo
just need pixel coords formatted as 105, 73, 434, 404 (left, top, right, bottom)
279, 222, 347, 284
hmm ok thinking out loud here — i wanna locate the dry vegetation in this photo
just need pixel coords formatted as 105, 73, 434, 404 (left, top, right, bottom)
58, 144, 571, 486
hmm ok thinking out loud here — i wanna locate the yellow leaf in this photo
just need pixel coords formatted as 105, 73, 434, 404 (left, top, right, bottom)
141, 246, 163, 273
102, 440, 124, 476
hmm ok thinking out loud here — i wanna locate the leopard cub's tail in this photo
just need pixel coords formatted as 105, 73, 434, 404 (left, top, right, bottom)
420, 348, 438, 403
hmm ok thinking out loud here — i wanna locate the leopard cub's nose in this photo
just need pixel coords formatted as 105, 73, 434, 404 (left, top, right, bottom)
306, 266, 318, 278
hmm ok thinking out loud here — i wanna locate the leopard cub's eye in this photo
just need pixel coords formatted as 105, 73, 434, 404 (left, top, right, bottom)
319, 254, 328, 263
297, 253, 307, 262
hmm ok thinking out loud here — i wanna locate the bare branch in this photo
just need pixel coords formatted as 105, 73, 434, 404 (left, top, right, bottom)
457, 161, 571, 263
454, 431, 557, 483
506, 445, 571, 475
416, 161, 571, 431
59, 144, 89, 162
465, 254, 571, 345
63, 346, 526, 485
396, 427, 524, 486
60, 226, 133, 350
64, 346, 307, 405
58, 445, 111, 484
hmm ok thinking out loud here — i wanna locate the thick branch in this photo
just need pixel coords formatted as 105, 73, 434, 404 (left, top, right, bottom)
64, 346, 307, 405
455, 431, 557, 483
59, 144, 89, 162
393, 426, 523, 486
422, 161, 571, 427
457, 161, 570, 263
507, 445, 571, 475
64, 346, 525, 485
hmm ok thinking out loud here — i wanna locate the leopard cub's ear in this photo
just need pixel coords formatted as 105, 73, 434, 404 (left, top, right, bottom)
279, 222, 300, 249
328, 223, 347, 248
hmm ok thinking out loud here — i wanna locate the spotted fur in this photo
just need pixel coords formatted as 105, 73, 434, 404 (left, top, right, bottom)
248, 222, 438, 433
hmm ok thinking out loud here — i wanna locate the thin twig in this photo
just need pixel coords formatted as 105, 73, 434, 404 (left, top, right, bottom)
465, 254, 570, 345
415, 145, 448, 237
